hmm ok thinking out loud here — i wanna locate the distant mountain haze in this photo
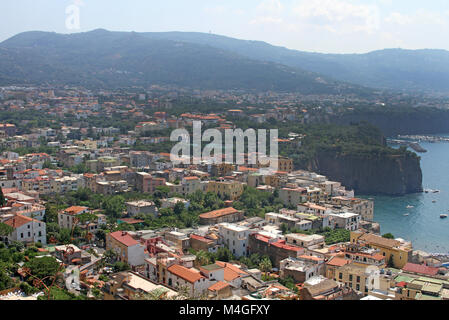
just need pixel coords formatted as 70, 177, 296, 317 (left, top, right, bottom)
140, 31, 449, 93
1, 29, 449, 93
0, 29, 362, 94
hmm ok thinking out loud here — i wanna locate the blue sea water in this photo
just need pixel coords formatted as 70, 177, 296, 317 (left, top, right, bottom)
361, 139, 449, 254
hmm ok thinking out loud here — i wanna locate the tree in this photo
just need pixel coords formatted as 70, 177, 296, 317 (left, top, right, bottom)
0, 187, 6, 207
0, 222, 13, 237
387, 255, 395, 268
382, 233, 395, 239
113, 261, 130, 272
103, 196, 125, 218
154, 186, 170, 199
0, 269, 13, 291
24, 256, 61, 286
195, 250, 211, 266
259, 257, 272, 274
280, 223, 288, 235
216, 247, 234, 262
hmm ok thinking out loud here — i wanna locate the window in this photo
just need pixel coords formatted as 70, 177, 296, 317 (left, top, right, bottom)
356, 284, 360, 291
357, 276, 360, 283
339, 273, 342, 280
349, 275, 353, 282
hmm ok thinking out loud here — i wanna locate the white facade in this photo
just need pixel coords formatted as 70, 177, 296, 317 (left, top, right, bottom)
329, 212, 361, 231
218, 223, 251, 258
6, 218, 47, 245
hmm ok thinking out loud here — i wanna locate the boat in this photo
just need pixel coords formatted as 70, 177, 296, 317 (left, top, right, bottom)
440, 214, 448, 219
403, 214, 410, 217
433, 200, 437, 203
406, 205, 414, 209
433, 190, 441, 193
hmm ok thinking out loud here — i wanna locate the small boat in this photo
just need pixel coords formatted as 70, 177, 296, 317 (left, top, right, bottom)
433, 200, 437, 203
406, 205, 414, 209
440, 214, 448, 219
403, 214, 410, 217
433, 190, 441, 193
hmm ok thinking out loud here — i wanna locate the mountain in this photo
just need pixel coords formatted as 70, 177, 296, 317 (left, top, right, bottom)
0, 29, 365, 94
139, 32, 449, 93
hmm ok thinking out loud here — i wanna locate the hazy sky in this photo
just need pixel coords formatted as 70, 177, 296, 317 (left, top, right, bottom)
1, 0, 449, 53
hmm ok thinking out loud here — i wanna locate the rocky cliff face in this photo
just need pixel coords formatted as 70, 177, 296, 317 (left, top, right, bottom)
307, 151, 423, 195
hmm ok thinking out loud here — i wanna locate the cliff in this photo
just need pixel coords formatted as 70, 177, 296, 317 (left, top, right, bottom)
307, 151, 423, 196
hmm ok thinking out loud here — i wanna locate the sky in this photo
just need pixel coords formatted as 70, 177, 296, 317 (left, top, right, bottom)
1, 0, 449, 53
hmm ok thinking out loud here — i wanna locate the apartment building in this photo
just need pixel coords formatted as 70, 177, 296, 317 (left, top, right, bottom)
106, 231, 148, 267
218, 223, 251, 257
350, 231, 413, 269
206, 180, 244, 200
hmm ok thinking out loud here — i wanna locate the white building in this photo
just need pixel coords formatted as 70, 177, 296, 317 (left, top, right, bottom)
58, 206, 90, 230
218, 223, 251, 258
329, 212, 361, 231
1, 214, 46, 245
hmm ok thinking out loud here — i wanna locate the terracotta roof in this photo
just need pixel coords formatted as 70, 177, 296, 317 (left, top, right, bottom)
109, 231, 139, 247
199, 207, 239, 219
215, 261, 248, 282
184, 176, 199, 180
118, 218, 145, 225
167, 264, 205, 283
326, 257, 351, 267
208, 281, 230, 292
62, 206, 89, 216
402, 263, 439, 276
357, 233, 401, 248
3, 214, 36, 229
190, 234, 214, 243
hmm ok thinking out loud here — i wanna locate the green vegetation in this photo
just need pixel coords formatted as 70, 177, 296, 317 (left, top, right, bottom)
233, 186, 283, 218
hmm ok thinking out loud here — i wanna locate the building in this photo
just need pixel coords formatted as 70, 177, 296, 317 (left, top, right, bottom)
58, 206, 90, 230
166, 264, 210, 297
300, 276, 359, 300
126, 201, 158, 218
335, 263, 382, 296
106, 231, 148, 267
103, 271, 177, 300
218, 223, 251, 257
276, 157, 293, 173
280, 257, 322, 283
206, 180, 244, 200
329, 212, 361, 231
248, 233, 305, 268
279, 187, 307, 207
331, 196, 374, 222
189, 234, 220, 253
350, 231, 413, 269
285, 233, 325, 250
199, 207, 244, 225
136, 172, 166, 194
1, 214, 46, 245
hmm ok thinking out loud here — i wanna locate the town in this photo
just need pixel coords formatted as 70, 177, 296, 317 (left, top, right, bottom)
0, 85, 448, 301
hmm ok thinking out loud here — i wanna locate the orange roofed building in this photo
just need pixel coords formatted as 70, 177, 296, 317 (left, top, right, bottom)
199, 207, 244, 225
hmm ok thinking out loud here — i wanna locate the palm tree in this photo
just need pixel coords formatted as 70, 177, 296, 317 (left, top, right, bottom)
195, 250, 211, 267
259, 257, 272, 276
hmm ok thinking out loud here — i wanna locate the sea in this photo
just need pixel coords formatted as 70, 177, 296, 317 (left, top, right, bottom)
361, 136, 449, 255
